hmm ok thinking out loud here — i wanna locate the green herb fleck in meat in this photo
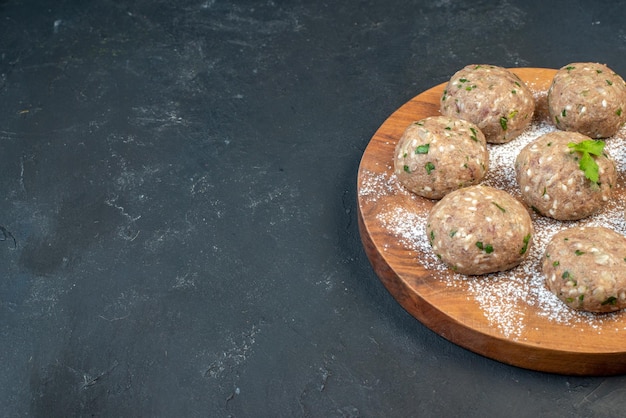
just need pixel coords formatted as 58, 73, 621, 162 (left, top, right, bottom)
415, 144, 430, 154
492, 202, 506, 213
617, 108, 623, 116
606, 79, 613, 86
476, 241, 494, 254
403, 165, 411, 173
449, 230, 457, 237
562, 271, 570, 279
575, 250, 585, 256
499, 116, 508, 131
469, 127, 478, 141
425, 162, 435, 174
552, 261, 560, 267
562, 109, 567, 117
601, 296, 617, 306
520, 234, 531, 255
566, 66, 575, 72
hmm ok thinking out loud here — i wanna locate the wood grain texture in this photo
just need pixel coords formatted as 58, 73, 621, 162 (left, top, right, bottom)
357, 68, 626, 375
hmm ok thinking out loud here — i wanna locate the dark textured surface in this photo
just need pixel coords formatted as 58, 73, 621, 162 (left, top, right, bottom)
2, 0, 626, 416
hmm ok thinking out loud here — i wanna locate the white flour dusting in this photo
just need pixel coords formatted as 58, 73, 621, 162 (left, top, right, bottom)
360, 108, 626, 339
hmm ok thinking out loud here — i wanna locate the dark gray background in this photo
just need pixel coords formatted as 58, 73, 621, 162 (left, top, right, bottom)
2, 0, 626, 416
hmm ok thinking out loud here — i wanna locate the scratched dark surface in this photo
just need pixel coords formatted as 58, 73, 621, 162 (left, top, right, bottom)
2, 0, 626, 416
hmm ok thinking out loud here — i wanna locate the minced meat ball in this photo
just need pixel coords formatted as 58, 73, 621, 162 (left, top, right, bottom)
542, 226, 626, 313
393, 116, 489, 199
426, 185, 533, 275
515, 130, 616, 220
548, 62, 626, 138
440, 64, 535, 144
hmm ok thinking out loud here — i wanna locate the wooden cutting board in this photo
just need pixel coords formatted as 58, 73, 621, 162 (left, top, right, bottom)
357, 67, 626, 375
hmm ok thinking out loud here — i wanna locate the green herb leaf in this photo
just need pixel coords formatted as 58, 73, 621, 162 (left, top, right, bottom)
579, 152, 599, 183
403, 165, 411, 173
568, 140, 606, 183
449, 230, 457, 237
552, 260, 560, 267
415, 144, 430, 154
575, 250, 585, 256
562, 271, 570, 279
568, 139, 605, 156
425, 162, 435, 174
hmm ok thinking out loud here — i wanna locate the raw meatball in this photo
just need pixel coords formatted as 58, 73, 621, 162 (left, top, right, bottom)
426, 185, 533, 275
542, 226, 626, 313
548, 62, 626, 138
440, 64, 535, 144
515, 131, 616, 220
393, 116, 489, 199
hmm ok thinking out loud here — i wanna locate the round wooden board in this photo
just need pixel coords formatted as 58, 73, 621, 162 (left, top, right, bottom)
357, 67, 626, 376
